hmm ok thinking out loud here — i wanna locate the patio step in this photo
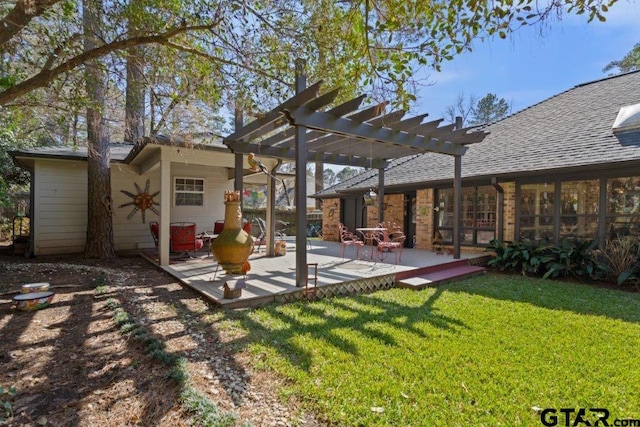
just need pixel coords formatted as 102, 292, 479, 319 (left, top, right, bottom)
396, 260, 485, 290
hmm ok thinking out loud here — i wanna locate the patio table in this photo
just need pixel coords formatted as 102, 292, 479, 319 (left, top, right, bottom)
197, 231, 219, 256
355, 227, 387, 260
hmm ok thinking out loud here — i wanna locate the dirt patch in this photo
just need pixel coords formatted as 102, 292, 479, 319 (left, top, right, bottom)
0, 253, 319, 426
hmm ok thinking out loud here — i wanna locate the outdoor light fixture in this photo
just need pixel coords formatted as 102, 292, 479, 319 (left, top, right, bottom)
363, 189, 378, 206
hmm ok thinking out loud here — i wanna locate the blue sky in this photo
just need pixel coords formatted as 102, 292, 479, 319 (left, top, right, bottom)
413, 0, 640, 122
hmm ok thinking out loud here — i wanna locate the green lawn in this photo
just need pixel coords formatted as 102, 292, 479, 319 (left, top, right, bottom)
222, 274, 640, 426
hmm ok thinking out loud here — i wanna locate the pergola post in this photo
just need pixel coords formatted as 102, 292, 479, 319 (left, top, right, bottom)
294, 58, 308, 287
377, 167, 385, 224
453, 116, 463, 259
453, 156, 462, 259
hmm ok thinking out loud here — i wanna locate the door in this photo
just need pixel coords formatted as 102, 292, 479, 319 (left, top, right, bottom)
404, 193, 417, 247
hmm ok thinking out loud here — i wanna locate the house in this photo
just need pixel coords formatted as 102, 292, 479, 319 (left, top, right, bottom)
316, 70, 640, 250
9, 135, 281, 260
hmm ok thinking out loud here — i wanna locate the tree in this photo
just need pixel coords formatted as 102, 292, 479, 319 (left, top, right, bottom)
83, 0, 116, 258
323, 169, 337, 188
603, 41, 640, 74
336, 167, 361, 184
1, 0, 618, 108
0, 0, 618, 258
443, 92, 477, 126
469, 93, 511, 125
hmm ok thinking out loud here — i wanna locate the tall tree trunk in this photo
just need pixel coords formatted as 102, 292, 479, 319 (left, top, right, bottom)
125, 3, 145, 143
83, 0, 116, 259
125, 50, 145, 141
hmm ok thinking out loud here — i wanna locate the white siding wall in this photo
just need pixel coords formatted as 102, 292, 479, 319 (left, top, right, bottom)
33, 160, 88, 255
32, 158, 233, 255
168, 163, 233, 234
111, 163, 160, 251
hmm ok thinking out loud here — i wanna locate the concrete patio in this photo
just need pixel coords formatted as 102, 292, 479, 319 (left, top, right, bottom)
142, 237, 488, 309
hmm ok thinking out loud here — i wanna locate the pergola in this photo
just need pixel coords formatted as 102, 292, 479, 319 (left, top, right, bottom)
224, 59, 487, 287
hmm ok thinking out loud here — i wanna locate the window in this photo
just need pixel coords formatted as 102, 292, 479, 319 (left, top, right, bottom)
560, 180, 599, 239
518, 179, 601, 243
435, 185, 497, 246
174, 177, 204, 206
519, 182, 554, 241
607, 176, 640, 239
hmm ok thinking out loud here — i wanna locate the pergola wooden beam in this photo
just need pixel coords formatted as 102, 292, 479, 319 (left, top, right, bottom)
284, 106, 467, 156
227, 141, 388, 168
225, 81, 322, 143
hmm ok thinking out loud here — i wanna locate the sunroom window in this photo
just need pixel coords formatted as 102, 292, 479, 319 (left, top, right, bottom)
436, 185, 496, 246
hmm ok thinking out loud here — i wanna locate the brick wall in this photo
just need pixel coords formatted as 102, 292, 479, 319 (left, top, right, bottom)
415, 188, 434, 249
365, 194, 405, 229
322, 198, 341, 241
321, 182, 518, 249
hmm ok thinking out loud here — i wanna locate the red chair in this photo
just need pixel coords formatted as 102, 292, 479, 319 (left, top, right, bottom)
170, 222, 204, 258
213, 220, 225, 235
339, 223, 364, 259
149, 221, 159, 248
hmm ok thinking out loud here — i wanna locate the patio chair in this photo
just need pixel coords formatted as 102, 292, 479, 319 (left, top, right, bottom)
149, 221, 159, 248
432, 230, 443, 254
374, 230, 406, 264
170, 222, 204, 258
339, 223, 364, 259
304, 263, 318, 300
213, 220, 225, 235
252, 218, 267, 252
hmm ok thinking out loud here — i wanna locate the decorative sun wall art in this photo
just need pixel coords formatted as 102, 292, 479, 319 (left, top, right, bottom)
119, 179, 160, 223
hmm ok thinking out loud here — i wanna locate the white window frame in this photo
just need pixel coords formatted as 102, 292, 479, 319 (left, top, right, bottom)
174, 177, 205, 207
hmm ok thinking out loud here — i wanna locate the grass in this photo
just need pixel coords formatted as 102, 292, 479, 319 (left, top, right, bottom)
222, 273, 640, 426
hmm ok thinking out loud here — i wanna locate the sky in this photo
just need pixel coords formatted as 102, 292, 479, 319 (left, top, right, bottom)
413, 0, 640, 122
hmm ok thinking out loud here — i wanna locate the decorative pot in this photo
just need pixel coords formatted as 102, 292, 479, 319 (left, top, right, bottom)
211, 191, 253, 275
21, 282, 50, 294
13, 291, 55, 311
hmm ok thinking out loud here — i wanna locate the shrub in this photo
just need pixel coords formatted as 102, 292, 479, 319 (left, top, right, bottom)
600, 237, 640, 288
486, 239, 551, 276
486, 238, 607, 281
542, 238, 607, 280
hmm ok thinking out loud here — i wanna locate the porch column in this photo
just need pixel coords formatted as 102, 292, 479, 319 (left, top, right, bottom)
294, 58, 308, 287
265, 166, 276, 257
159, 155, 171, 266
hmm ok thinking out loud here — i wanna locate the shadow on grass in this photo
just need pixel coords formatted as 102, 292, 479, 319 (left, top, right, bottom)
444, 271, 640, 323
223, 285, 467, 373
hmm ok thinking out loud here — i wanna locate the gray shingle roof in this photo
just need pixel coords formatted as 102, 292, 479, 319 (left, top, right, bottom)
10, 143, 135, 162
318, 70, 640, 196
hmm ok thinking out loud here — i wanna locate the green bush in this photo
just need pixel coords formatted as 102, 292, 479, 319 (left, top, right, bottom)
542, 238, 607, 280
485, 239, 551, 276
601, 237, 640, 288
486, 238, 606, 281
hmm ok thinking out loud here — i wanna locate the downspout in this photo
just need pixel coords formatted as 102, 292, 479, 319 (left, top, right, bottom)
491, 177, 504, 242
